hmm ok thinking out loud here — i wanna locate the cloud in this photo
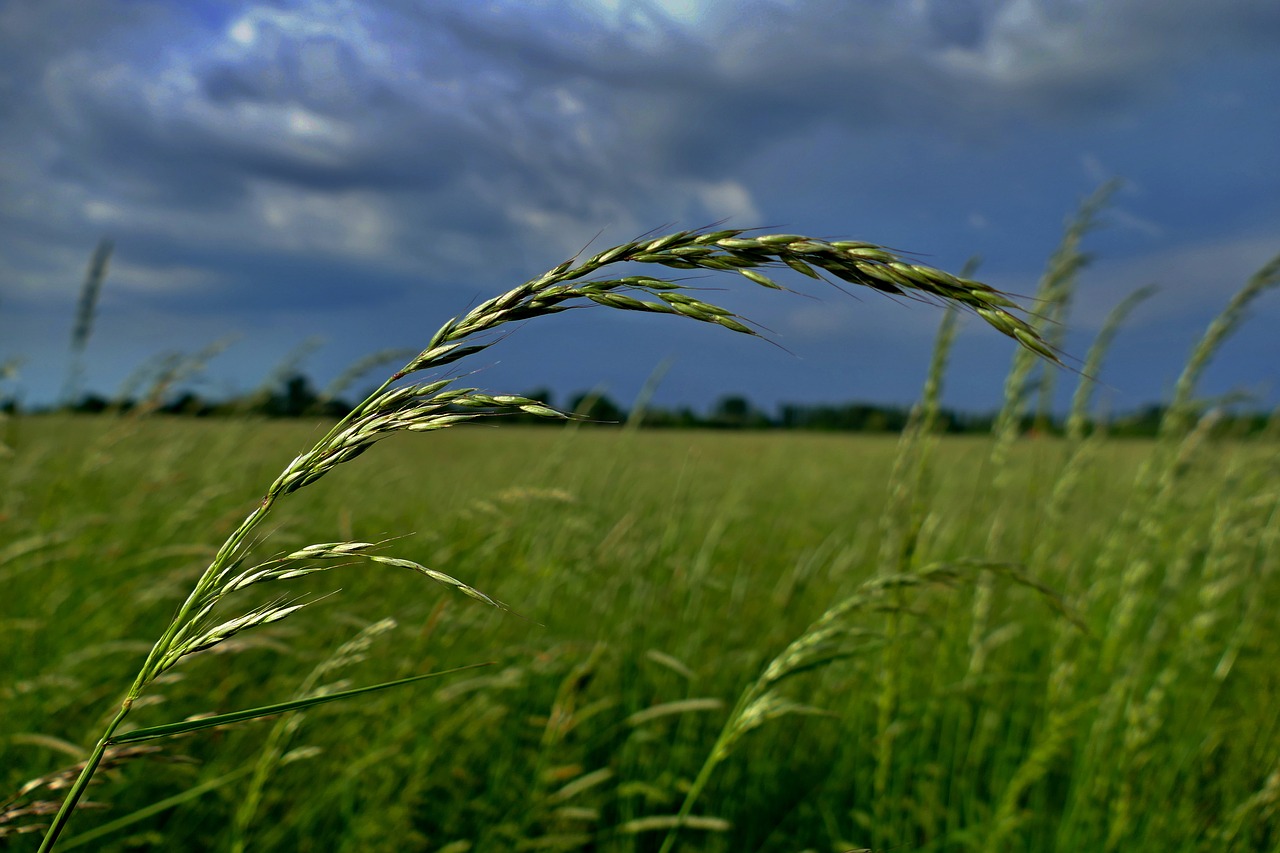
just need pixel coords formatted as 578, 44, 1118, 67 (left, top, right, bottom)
1073, 228, 1280, 329
930, 0, 1280, 114
1, 0, 1277, 407
6, 1, 1277, 260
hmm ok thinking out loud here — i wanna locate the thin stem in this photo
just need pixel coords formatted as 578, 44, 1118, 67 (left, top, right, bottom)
36, 703, 132, 853
36, 497, 276, 849
656, 729, 733, 853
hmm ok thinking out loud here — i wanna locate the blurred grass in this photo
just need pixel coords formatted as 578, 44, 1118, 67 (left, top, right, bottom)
3, 415, 1277, 851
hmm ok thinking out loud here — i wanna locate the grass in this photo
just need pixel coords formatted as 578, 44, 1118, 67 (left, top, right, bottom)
10, 227, 1058, 851
2, 422, 1278, 850
2, 221, 1278, 851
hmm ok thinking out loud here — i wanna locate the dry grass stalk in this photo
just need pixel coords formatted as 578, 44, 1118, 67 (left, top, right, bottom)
1, 745, 178, 840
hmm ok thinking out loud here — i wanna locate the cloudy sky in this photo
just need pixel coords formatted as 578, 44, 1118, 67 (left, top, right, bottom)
2, 0, 1278, 414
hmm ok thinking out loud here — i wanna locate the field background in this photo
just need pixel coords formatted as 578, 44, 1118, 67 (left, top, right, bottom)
3, 411, 1277, 851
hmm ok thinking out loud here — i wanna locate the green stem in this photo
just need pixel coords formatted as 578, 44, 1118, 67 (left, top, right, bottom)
655, 752, 722, 853
34, 371, 397, 853
36, 497, 276, 851
33, 376, 395, 852
656, 691, 749, 853
36, 702, 133, 853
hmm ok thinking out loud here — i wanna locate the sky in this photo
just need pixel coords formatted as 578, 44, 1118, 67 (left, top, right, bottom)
1, 0, 1278, 415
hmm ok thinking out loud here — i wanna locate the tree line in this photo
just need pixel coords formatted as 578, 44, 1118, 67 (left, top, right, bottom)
20, 372, 1274, 438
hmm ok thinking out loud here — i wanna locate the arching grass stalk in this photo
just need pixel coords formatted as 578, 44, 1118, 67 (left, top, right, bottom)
37, 227, 1053, 851
1064, 284, 1157, 442
656, 562, 1078, 853
1160, 252, 1280, 437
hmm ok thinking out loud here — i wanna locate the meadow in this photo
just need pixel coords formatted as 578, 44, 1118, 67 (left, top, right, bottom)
3, 410, 1277, 851
2, 222, 1278, 851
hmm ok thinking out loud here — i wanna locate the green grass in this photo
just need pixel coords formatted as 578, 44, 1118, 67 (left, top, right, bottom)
4, 222, 1278, 851
3, 417, 1277, 851
14, 227, 1077, 853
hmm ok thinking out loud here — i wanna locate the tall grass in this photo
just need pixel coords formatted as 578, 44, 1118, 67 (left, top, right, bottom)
2, 219, 1276, 851
17, 228, 1048, 851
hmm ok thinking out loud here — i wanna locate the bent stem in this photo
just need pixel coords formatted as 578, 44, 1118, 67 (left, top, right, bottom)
38, 227, 1054, 851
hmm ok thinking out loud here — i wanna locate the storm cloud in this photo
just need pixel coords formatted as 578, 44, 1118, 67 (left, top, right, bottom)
2, 0, 1277, 410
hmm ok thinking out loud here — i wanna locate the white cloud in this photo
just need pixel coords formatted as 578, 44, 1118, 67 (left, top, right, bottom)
250, 182, 395, 257
1073, 229, 1280, 328
694, 180, 761, 223
107, 261, 224, 297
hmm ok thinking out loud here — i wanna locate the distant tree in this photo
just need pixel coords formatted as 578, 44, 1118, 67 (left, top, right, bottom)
1112, 404, 1167, 437
628, 404, 697, 428
260, 374, 319, 417
568, 391, 625, 424
69, 393, 110, 414
709, 394, 771, 429
524, 387, 555, 410
161, 391, 214, 417
777, 401, 914, 432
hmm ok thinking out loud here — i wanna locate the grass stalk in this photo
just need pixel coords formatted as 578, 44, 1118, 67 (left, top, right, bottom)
60, 238, 113, 407
1064, 284, 1156, 441
1161, 251, 1280, 437
36, 227, 1051, 851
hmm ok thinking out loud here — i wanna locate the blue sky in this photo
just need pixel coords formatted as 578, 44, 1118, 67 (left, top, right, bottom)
1, 0, 1278, 414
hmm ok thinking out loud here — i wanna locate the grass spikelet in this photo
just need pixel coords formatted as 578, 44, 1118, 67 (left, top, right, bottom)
1028, 283, 1160, 584
1212, 762, 1280, 849
984, 697, 1095, 849
1092, 255, 1280, 677
970, 187, 1115, 685
625, 698, 725, 728
115, 336, 239, 417
1162, 250, 1280, 437
0, 744, 176, 840
1065, 284, 1157, 441
877, 258, 971, 577
620, 815, 732, 835
993, 181, 1114, 464
61, 238, 112, 406
314, 347, 418, 411
1031, 180, 1120, 425
234, 336, 325, 415
643, 649, 697, 681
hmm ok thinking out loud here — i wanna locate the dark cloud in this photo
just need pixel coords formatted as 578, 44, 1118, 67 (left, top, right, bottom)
1, 0, 1277, 408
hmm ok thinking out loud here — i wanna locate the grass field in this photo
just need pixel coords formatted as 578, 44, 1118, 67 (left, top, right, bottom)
3, 412, 1277, 851
4, 223, 1279, 851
